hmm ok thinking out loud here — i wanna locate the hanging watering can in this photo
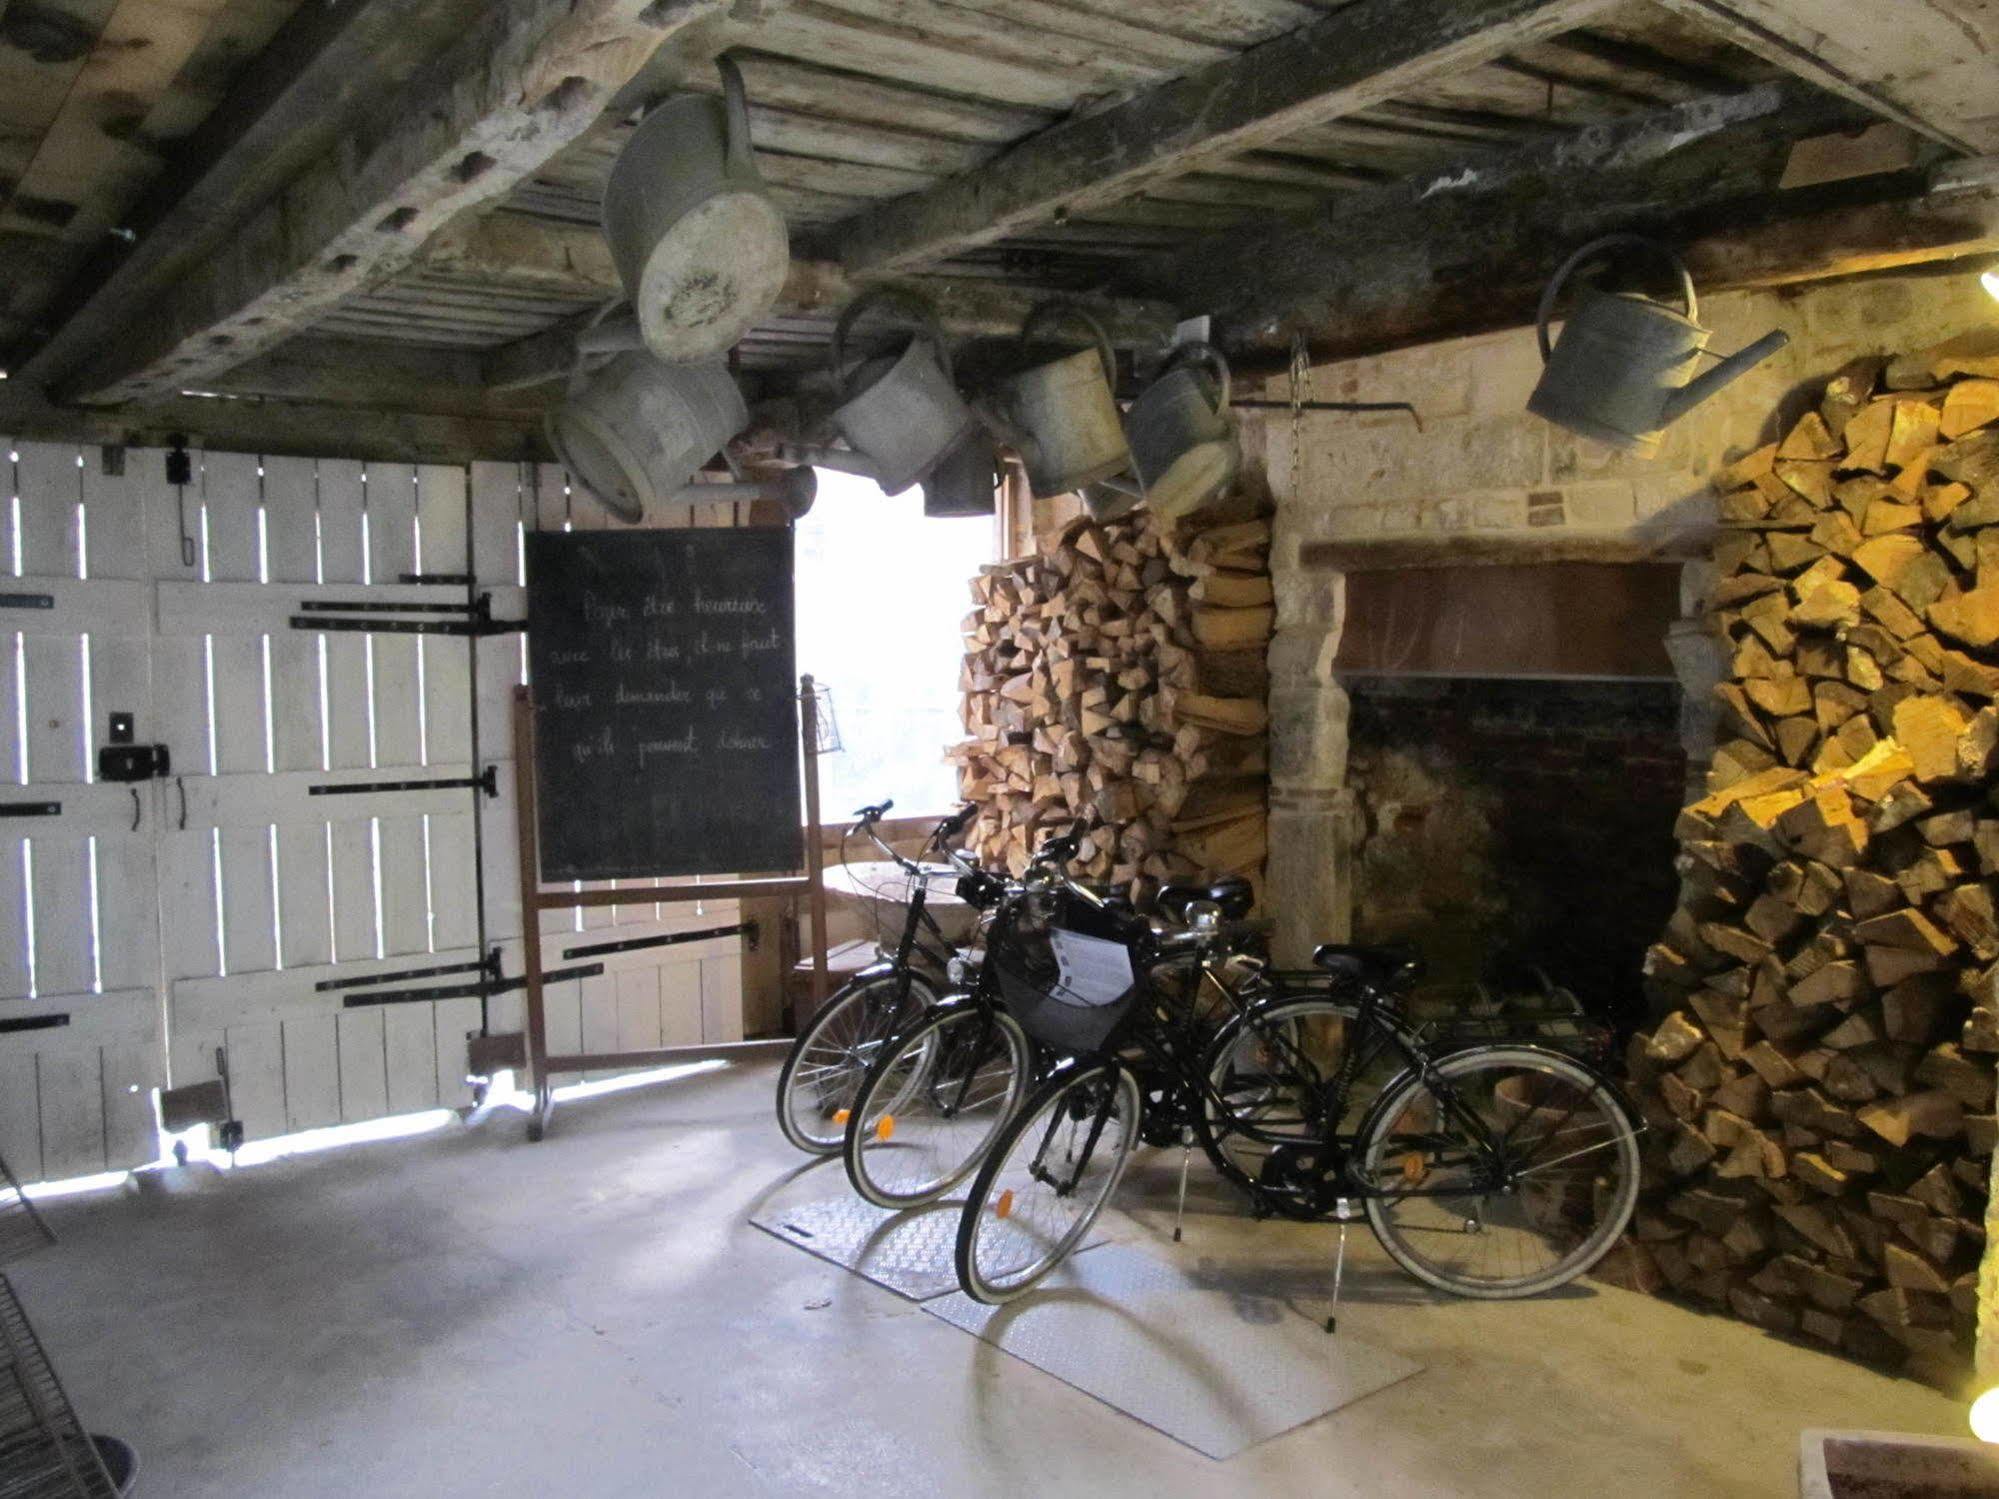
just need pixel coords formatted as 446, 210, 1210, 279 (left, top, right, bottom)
1126, 341, 1239, 519
981, 301, 1132, 499
830, 287, 976, 496
922, 427, 999, 518
1527, 234, 1789, 457
548, 347, 748, 524
602, 54, 789, 364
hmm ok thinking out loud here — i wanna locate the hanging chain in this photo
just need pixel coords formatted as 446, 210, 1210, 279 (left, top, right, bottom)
1288, 331, 1311, 496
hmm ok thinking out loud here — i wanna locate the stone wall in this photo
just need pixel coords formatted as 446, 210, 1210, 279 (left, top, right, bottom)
1248, 266, 1999, 963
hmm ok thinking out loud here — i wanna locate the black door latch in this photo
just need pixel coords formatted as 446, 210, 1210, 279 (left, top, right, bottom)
96, 711, 171, 782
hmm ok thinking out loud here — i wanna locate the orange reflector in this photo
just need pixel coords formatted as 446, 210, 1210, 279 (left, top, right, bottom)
833, 1108, 850, 1126
1400, 1152, 1427, 1185
876, 1114, 895, 1142
995, 1188, 1015, 1220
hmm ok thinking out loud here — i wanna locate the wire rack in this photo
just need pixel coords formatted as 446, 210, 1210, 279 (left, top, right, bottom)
0, 1275, 117, 1499
0, 1155, 54, 1269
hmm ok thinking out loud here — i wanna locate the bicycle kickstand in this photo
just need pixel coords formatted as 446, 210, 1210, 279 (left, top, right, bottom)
1172, 1127, 1193, 1244
1325, 1206, 1350, 1336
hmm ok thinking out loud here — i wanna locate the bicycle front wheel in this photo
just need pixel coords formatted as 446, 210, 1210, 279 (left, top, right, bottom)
844, 1003, 1031, 1208
1359, 1045, 1641, 1299
775, 971, 935, 1154
956, 1062, 1141, 1304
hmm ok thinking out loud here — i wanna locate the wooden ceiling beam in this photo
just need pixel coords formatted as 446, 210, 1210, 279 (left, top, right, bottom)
1652, 0, 1999, 155
1129, 81, 1894, 361
202, 336, 552, 419
828, 0, 1619, 275
44, 0, 733, 407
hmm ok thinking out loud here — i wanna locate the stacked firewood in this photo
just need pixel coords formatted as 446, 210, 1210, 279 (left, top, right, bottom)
952, 501, 1271, 890
1613, 335, 1999, 1386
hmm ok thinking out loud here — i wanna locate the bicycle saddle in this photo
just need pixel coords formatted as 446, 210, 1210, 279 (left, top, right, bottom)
1156, 876, 1253, 922
1311, 943, 1424, 988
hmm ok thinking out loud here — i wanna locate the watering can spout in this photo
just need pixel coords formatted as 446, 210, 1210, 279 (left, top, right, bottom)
1663, 329, 1790, 425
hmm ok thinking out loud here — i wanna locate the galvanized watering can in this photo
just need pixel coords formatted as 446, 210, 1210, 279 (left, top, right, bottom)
982, 301, 1132, 499
923, 426, 1000, 518
1528, 234, 1789, 456
1126, 341, 1239, 519
602, 54, 789, 364
829, 287, 976, 496
548, 346, 749, 524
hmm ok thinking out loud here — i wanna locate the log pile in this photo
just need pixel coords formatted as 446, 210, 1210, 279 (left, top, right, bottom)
952, 500, 1272, 889
1610, 335, 1999, 1387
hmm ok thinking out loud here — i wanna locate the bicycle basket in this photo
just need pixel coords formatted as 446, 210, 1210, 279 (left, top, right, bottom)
987, 895, 1141, 1053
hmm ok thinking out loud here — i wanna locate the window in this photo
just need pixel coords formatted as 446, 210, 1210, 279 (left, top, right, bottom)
793, 469, 994, 817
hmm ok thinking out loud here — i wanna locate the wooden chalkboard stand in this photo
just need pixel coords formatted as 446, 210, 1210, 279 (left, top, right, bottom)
512, 678, 828, 1140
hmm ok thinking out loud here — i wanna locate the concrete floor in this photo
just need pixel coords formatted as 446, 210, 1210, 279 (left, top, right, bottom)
10, 1059, 1969, 1498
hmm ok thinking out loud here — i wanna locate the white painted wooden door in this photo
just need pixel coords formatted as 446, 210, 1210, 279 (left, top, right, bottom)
0, 441, 164, 1181
156, 454, 493, 1140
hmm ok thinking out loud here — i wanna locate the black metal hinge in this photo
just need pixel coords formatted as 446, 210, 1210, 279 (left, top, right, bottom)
290, 591, 524, 638
308, 765, 499, 799
561, 920, 758, 961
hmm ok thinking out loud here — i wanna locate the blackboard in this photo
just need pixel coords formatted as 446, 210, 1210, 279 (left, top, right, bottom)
525, 528, 801, 881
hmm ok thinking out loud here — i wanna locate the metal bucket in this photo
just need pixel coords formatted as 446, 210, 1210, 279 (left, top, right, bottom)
831, 287, 975, 496
985, 301, 1131, 499
602, 55, 789, 363
1127, 342, 1239, 519
548, 350, 748, 524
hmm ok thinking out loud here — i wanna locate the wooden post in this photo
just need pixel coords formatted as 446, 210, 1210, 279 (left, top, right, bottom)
800, 675, 830, 1005
512, 686, 550, 1119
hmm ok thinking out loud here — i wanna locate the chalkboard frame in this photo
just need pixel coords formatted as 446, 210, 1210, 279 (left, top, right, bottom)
524, 527, 804, 881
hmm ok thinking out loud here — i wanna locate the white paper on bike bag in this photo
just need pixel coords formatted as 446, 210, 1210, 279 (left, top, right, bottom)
1048, 930, 1134, 1004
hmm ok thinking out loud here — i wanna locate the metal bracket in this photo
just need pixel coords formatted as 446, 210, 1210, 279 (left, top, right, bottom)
0, 802, 60, 819
560, 919, 757, 962
0, 592, 54, 611
338, 961, 604, 1009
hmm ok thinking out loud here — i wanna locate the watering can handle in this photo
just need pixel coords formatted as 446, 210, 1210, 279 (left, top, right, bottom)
717, 54, 755, 180
1535, 234, 1697, 364
1166, 341, 1231, 411
1021, 300, 1118, 387
829, 285, 955, 400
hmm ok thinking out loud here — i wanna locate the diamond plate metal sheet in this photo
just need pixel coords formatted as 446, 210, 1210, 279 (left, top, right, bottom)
922, 1243, 1423, 1459
751, 1193, 1106, 1301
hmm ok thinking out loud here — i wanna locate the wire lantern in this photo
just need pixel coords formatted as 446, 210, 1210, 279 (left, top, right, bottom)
803, 679, 842, 756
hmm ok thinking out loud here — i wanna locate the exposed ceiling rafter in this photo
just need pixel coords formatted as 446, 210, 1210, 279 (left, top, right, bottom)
44, 0, 735, 408
1126, 81, 1905, 360
1652, 0, 1999, 156
829, 0, 1620, 276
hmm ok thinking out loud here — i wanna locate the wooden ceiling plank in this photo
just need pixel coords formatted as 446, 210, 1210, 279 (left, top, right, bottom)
1124, 80, 1888, 356
1652, 0, 1999, 155
832, 0, 1618, 274
48, 0, 734, 404
15, 0, 492, 383
0, 0, 233, 236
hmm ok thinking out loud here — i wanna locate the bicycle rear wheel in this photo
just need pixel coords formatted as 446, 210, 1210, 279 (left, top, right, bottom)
956, 1061, 1141, 1304
844, 1003, 1031, 1208
775, 971, 935, 1154
1358, 1045, 1641, 1299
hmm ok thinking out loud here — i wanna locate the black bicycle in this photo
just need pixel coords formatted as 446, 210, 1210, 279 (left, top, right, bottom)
773, 801, 986, 1154
954, 903, 1643, 1305
842, 839, 1262, 1211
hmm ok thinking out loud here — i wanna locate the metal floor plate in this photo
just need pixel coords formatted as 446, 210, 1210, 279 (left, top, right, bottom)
922, 1243, 1423, 1460
751, 1193, 1103, 1301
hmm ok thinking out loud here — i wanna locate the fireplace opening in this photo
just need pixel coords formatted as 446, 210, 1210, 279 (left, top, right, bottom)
1345, 676, 1686, 1027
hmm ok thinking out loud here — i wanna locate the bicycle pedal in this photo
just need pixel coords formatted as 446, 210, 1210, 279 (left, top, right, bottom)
1323, 1315, 1337, 1336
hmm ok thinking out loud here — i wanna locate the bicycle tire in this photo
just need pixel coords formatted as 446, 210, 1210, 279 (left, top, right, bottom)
775, 971, 937, 1154
955, 1061, 1141, 1304
1359, 1044, 1641, 1300
843, 1002, 1031, 1208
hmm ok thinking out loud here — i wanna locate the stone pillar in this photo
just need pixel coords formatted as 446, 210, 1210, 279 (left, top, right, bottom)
1267, 565, 1356, 965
